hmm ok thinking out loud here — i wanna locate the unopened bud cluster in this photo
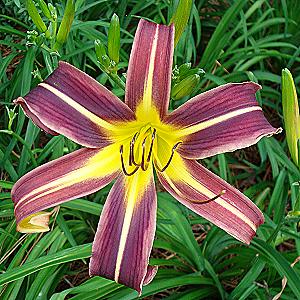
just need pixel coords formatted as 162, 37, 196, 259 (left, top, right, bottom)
171, 63, 205, 100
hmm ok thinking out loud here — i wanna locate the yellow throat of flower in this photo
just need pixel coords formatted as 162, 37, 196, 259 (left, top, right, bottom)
117, 104, 182, 177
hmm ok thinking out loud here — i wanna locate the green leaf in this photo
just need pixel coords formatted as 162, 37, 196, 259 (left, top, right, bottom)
251, 238, 300, 299
169, 0, 193, 46
61, 199, 102, 215
231, 256, 265, 299
199, 0, 247, 70
0, 244, 92, 285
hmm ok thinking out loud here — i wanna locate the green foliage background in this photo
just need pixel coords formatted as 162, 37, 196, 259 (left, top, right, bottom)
1, 0, 300, 299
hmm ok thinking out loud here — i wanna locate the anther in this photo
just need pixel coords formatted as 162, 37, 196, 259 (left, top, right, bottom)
141, 137, 148, 171
147, 128, 156, 162
190, 190, 226, 204
120, 145, 139, 176
129, 133, 140, 167
155, 141, 182, 172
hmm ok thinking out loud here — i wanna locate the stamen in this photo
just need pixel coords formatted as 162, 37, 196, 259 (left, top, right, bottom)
120, 145, 139, 176
129, 133, 140, 167
147, 128, 156, 162
190, 190, 226, 204
155, 141, 182, 172
141, 137, 148, 171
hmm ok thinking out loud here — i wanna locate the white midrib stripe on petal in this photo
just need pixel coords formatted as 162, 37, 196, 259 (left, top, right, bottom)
114, 174, 139, 282
178, 106, 262, 136
142, 24, 159, 113
39, 83, 116, 131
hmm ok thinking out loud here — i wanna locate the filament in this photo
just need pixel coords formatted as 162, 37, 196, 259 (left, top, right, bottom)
120, 128, 181, 176
154, 141, 182, 172
120, 145, 139, 176
141, 137, 148, 171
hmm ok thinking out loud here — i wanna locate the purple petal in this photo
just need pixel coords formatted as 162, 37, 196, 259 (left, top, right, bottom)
156, 155, 264, 244
12, 145, 120, 233
125, 19, 174, 119
90, 168, 157, 294
18, 61, 136, 148
164, 82, 281, 159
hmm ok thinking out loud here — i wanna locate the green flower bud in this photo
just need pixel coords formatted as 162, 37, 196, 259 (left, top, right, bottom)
95, 40, 110, 69
53, 0, 75, 51
37, 0, 52, 20
5, 106, 17, 131
48, 3, 57, 20
25, 0, 50, 38
282, 68, 300, 166
178, 62, 191, 77
26, 30, 38, 46
171, 74, 200, 100
108, 13, 120, 64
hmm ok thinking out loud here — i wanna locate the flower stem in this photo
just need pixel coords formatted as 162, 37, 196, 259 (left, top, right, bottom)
108, 72, 126, 90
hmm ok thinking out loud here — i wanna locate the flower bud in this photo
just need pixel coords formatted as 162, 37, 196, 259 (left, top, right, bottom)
95, 40, 110, 69
282, 68, 300, 166
179, 65, 205, 81
48, 3, 57, 20
178, 62, 191, 77
53, 0, 75, 51
171, 74, 200, 100
37, 0, 52, 20
25, 0, 50, 38
5, 106, 17, 131
108, 13, 120, 64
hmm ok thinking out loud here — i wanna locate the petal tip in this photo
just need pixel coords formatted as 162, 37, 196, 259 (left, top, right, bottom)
16, 211, 52, 234
58, 60, 72, 70
142, 265, 158, 286
241, 81, 262, 91
274, 127, 283, 135
14, 96, 25, 105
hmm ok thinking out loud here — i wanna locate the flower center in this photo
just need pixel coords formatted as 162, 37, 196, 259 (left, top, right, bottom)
119, 124, 181, 176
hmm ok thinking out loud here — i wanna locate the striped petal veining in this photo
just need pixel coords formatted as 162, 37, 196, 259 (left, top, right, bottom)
164, 82, 281, 159
156, 149, 263, 244
125, 19, 174, 121
12, 144, 120, 233
90, 167, 157, 294
18, 61, 136, 148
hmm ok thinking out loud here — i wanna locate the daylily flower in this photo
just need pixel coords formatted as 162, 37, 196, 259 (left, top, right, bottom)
12, 19, 280, 293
